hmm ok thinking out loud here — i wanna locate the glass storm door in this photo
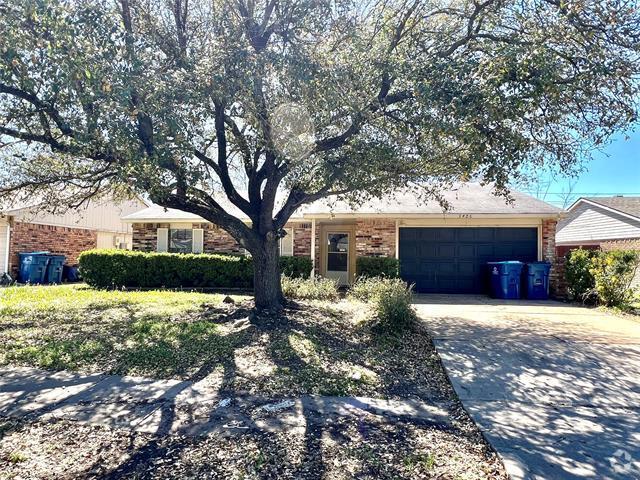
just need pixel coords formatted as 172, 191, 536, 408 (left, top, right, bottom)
326, 232, 349, 285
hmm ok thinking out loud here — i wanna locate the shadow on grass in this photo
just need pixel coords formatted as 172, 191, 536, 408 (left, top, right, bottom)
1, 300, 494, 478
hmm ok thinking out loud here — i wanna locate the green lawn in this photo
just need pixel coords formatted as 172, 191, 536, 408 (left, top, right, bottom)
0, 285, 250, 378
0, 284, 449, 400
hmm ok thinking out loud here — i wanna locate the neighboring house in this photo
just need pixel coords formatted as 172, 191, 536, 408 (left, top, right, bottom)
123, 183, 563, 295
0, 197, 148, 276
556, 197, 640, 255
556, 196, 640, 287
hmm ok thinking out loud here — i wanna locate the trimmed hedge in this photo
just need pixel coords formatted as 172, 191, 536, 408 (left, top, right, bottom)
356, 256, 400, 278
280, 256, 313, 278
79, 250, 312, 289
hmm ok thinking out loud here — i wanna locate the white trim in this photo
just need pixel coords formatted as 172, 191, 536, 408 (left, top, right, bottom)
568, 198, 640, 223
304, 212, 561, 220
3, 222, 9, 274
394, 219, 399, 259
537, 222, 543, 261
310, 218, 316, 275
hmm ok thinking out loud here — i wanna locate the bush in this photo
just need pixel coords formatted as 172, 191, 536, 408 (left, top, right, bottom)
565, 248, 598, 301
281, 276, 339, 300
349, 277, 416, 333
590, 250, 639, 307
279, 256, 313, 278
565, 248, 639, 308
80, 250, 314, 289
79, 250, 254, 289
356, 256, 400, 278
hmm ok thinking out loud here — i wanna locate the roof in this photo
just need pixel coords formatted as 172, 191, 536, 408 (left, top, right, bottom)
575, 196, 640, 220
301, 183, 561, 216
122, 183, 561, 223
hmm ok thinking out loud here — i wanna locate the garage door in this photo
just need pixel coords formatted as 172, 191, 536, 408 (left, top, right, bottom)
399, 227, 538, 293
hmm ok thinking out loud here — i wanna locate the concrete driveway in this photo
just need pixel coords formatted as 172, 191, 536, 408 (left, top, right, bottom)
414, 295, 640, 480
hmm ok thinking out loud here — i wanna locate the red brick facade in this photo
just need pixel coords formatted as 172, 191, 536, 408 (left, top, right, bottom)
131, 218, 563, 296
8, 220, 97, 273
292, 223, 312, 257
355, 219, 397, 257
540, 219, 564, 297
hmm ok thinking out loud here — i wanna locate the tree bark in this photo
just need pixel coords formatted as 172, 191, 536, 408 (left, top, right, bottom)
251, 232, 284, 310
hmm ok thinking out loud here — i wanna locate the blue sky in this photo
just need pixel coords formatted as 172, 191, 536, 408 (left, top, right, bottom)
530, 130, 640, 207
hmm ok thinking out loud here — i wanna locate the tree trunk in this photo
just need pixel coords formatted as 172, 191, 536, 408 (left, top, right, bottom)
252, 233, 284, 310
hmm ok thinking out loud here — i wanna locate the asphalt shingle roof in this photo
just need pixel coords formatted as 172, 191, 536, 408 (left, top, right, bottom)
122, 183, 560, 222
582, 197, 640, 219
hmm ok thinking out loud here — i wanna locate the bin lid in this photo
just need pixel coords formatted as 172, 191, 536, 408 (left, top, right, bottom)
487, 261, 524, 264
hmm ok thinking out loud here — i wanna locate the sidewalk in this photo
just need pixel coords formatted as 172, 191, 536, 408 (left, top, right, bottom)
0, 367, 451, 437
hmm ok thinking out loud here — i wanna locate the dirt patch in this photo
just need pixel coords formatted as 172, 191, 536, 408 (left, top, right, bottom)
0, 412, 506, 480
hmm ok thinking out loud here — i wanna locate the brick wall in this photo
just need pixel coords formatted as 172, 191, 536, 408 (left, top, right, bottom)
600, 238, 640, 251
8, 220, 97, 273
132, 221, 313, 256
132, 223, 161, 252
541, 218, 565, 298
199, 223, 244, 254
355, 219, 396, 258
291, 223, 311, 257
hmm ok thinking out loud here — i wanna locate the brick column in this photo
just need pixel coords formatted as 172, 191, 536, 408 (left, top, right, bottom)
541, 218, 566, 298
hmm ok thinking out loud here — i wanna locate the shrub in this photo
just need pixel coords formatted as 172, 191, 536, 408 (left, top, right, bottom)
565, 248, 598, 301
79, 250, 254, 289
279, 256, 313, 278
281, 276, 339, 300
356, 256, 400, 278
80, 250, 319, 290
589, 250, 639, 307
349, 277, 416, 333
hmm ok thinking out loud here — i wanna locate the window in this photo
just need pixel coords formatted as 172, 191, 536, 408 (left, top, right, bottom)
279, 228, 293, 256
169, 229, 193, 253
327, 233, 349, 272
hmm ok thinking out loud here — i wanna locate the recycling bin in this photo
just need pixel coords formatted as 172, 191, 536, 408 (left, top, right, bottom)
18, 252, 50, 284
487, 261, 524, 299
45, 255, 66, 284
525, 262, 552, 300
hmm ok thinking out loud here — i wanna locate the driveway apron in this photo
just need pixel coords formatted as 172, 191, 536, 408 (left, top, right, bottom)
414, 295, 640, 480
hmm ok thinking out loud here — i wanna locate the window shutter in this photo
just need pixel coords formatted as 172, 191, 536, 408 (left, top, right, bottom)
192, 229, 204, 254
280, 228, 294, 256
156, 228, 168, 252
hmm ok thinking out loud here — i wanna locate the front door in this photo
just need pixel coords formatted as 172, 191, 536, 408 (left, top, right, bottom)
326, 232, 350, 285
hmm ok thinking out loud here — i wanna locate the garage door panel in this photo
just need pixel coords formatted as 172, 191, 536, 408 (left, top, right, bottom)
459, 244, 475, 258
438, 229, 456, 241
438, 244, 456, 258
399, 227, 538, 293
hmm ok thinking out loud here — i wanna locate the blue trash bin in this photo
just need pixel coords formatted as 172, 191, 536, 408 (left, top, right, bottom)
45, 255, 66, 284
526, 262, 552, 300
488, 261, 524, 299
18, 252, 50, 284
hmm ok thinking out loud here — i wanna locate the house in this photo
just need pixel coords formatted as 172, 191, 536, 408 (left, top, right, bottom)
123, 183, 564, 295
0, 197, 148, 277
556, 196, 640, 255
556, 196, 640, 287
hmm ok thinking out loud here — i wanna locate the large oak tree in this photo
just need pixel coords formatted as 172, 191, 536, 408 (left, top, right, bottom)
0, 0, 638, 309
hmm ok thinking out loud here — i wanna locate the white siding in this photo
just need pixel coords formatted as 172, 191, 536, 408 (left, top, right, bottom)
557, 203, 640, 244
11, 198, 146, 234
0, 220, 8, 273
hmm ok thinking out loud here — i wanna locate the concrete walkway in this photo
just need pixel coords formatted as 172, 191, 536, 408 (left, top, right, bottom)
414, 295, 640, 480
0, 367, 450, 437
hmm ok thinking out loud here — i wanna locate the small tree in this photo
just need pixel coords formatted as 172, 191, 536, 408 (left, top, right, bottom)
1, 0, 639, 309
